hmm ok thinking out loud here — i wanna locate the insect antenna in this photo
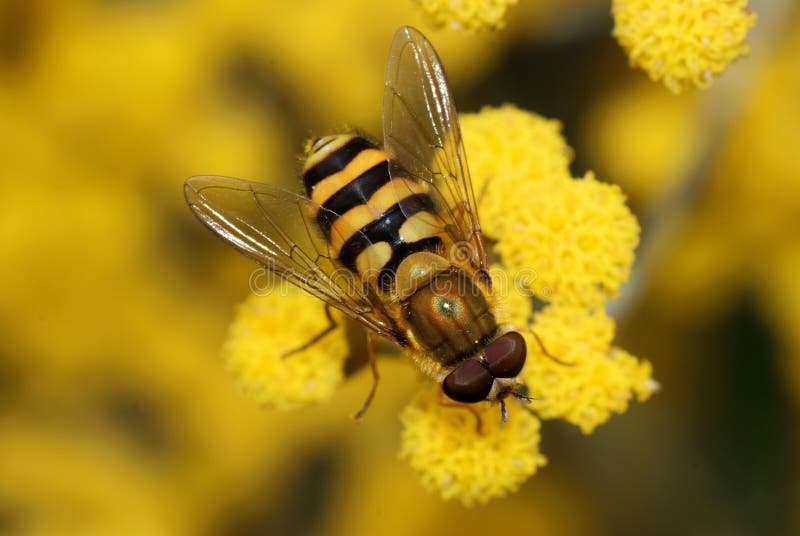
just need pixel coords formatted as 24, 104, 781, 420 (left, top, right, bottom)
511, 391, 534, 404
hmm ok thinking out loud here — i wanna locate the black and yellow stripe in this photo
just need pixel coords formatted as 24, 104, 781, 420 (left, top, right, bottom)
302, 134, 445, 288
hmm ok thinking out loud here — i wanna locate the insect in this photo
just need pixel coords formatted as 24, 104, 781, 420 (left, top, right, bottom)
185, 26, 535, 421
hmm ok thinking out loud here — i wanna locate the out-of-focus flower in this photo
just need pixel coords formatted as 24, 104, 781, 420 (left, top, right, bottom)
220, 105, 654, 504
758, 246, 800, 407
582, 79, 700, 205
196, 0, 511, 131
642, 23, 800, 321
414, 0, 518, 32
223, 287, 349, 410
399, 385, 546, 506
0, 421, 191, 535
612, 0, 756, 93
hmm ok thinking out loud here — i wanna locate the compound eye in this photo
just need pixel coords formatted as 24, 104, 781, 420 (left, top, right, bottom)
483, 332, 526, 378
442, 359, 494, 403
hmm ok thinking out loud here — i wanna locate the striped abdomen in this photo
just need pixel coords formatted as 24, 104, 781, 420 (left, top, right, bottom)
302, 134, 445, 289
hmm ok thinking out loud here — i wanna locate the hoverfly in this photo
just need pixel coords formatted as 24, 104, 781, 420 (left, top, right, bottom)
185, 26, 534, 420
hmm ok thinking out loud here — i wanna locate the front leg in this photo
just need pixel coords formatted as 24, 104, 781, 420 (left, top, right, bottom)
352, 331, 381, 421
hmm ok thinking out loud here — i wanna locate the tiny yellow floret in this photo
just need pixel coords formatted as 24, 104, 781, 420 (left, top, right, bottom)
222, 286, 349, 410
612, 0, 756, 92
399, 386, 546, 506
414, 0, 518, 32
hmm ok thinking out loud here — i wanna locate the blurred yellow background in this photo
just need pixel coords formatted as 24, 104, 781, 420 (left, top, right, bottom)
1, 0, 798, 534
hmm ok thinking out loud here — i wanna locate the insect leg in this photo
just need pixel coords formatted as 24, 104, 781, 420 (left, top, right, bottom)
476, 175, 493, 204
352, 331, 380, 421
282, 304, 337, 357
436, 388, 485, 435
517, 326, 574, 366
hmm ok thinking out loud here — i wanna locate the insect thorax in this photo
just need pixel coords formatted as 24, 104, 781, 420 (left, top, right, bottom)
399, 259, 497, 368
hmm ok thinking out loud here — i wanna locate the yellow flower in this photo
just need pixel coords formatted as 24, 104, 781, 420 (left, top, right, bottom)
399, 385, 546, 506
522, 306, 657, 434
464, 105, 640, 307
462, 104, 573, 197
612, 0, 756, 93
640, 25, 800, 321
0, 422, 188, 534
222, 286, 349, 410
582, 79, 699, 205
195, 0, 508, 131
414, 0, 519, 32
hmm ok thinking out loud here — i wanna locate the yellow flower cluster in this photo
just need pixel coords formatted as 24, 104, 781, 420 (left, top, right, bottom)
400, 386, 546, 506
612, 0, 756, 92
464, 105, 639, 307
414, 0, 518, 31
399, 105, 654, 500
582, 78, 699, 204
522, 306, 656, 433
223, 286, 349, 410
468, 105, 654, 431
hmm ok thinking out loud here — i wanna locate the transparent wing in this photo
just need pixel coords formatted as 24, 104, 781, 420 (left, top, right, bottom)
185, 175, 400, 340
382, 26, 488, 273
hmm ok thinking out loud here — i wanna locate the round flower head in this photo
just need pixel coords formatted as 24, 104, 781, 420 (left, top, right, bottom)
462, 105, 640, 307
399, 386, 546, 506
612, 0, 756, 92
222, 285, 349, 410
521, 306, 658, 434
414, 0, 519, 32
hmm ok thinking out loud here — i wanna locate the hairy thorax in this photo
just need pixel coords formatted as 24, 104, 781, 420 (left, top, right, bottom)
397, 256, 497, 368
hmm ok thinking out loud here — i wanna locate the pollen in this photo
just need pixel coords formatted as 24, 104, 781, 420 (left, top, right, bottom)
222, 286, 349, 410
413, 0, 519, 32
399, 386, 547, 506
612, 0, 756, 93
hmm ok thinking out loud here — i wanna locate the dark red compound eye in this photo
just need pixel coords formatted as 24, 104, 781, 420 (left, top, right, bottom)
442, 359, 494, 403
483, 332, 527, 378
